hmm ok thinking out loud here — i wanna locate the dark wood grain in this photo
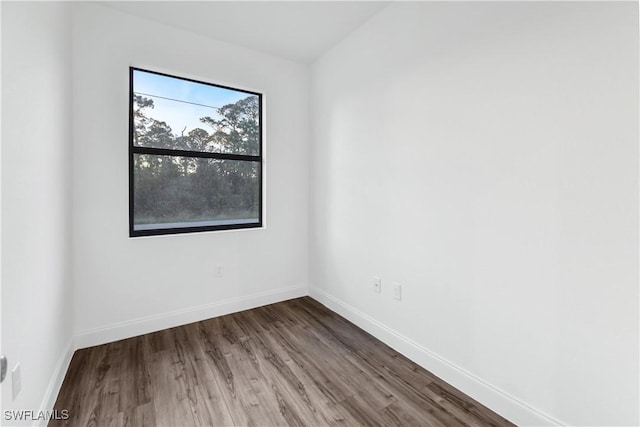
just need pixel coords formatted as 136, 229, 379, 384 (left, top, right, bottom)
50, 297, 516, 427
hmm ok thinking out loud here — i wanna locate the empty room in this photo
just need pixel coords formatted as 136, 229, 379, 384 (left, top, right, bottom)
1, 1, 638, 426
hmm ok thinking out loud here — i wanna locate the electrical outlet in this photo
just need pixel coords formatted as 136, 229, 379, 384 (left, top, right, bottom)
393, 282, 401, 301
12, 363, 21, 400
215, 266, 224, 277
372, 276, 381, 293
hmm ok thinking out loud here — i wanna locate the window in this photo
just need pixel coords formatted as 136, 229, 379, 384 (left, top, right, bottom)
129, 67, 263, 237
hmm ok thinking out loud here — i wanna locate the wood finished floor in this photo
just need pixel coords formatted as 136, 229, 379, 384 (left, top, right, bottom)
51, 297, 515, 427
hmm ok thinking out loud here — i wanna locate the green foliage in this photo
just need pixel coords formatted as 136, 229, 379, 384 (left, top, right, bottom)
133, 95, 260, 226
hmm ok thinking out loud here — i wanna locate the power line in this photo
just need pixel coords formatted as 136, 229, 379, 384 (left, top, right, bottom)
133, 91, 222, 111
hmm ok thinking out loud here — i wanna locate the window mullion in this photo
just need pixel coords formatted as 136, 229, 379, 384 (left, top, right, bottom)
132, 146, 260, 162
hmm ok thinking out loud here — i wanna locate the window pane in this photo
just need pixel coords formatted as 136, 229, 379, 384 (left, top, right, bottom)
132, 69, 260, 156
133, 154, 260, 231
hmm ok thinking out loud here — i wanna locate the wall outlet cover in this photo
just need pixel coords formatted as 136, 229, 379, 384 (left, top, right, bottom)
373, 276, 381, 293
12, 363, 21, 400
393, 282, 401, 301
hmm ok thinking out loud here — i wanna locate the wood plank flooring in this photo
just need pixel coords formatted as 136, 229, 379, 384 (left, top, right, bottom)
50, 297, 515, 427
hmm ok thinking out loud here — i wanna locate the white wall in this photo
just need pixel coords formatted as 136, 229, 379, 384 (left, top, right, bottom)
1, 3, 636, 426
1, 1, 74, 422
310, 3, 638, 426
72, 3, 309, 346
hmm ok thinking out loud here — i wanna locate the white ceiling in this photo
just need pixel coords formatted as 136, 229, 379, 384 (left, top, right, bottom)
100, 1, 389, 64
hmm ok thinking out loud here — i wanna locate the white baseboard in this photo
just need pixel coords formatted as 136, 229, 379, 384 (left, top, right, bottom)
308, 286, 565, 427
35, 337, 75, 427
33, 286, 307, 425
74, 285, 308, 349
43, 285, 563, 427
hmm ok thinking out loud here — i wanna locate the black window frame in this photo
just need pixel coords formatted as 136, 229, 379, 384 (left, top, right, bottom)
128, 67, 263, 237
